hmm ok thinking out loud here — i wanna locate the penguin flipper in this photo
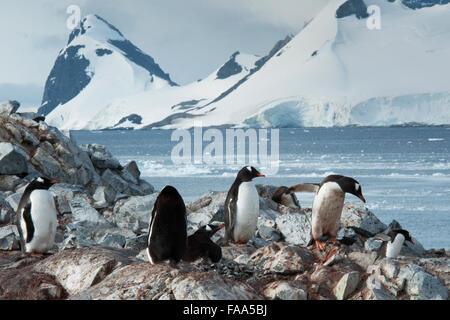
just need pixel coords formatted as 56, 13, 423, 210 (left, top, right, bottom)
288, 183, 320, 194
16, 198, 34, 250
373, 233, 391, 242
224, 194, 237, 241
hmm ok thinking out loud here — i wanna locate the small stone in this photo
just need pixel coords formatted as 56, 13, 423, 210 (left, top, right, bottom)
38, 283, 64, 300
264, 281, 307, 300
250, 243, 315, 274
0, 225, 20, 250
364, 237, 383, 252
0, 198, 15, 224
93, 185, 116, 208
333, 271, 361, 300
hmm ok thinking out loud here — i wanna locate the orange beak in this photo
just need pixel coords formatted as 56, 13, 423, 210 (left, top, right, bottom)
257, 173, 265, 177
51, 180, 59, 184
216, 224, 225, 230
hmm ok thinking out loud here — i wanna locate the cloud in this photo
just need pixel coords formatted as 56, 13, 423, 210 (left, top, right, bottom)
0, 83, 43, 111
214, 0, 331, 29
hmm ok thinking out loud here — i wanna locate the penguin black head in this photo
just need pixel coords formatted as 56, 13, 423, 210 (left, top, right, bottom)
196, 224, 225, 238
324, 175, 366, 203
160, 185, 182, 197
388, 229, 414, 244
26, 176, 59, 192
237, 166, 265, 182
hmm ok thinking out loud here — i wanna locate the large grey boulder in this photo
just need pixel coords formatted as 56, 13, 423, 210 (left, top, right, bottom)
80, 144, 121, 170
0, 175, 23, 192
397, 263, 448, 300
69, 197, 109, 225
33, 247, 137, 296
71, 263, 175, 300
72, 262, 262, 300
263, 281, 308, 300
101, 169, 128, 194
341, 202, 387, 234
333, 271, 361, 300
171, 271, 261, 300
111, 193, 159, 233
5, 191, 24, 212
0, 266, 66, 300
276, 213, 312, 246
0, 142, 28, 175
0, 113, 101, 187
49, 183, 92, 214
92, 185, 116, 208
250, 243, 315, 274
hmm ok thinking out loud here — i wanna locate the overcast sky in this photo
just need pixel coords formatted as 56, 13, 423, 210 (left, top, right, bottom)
0, 0, 330, 109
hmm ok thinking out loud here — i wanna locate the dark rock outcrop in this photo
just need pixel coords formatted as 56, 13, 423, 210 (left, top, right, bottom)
336, 0, 369, 19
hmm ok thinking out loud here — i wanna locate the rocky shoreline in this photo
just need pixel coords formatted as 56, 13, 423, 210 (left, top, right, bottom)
0, 100, 448, 300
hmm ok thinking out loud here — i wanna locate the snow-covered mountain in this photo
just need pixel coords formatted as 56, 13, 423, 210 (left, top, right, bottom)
164, 0, 450, 128
42, 1, 450, 129
85, 50, 261, 130
40, 14, 177, 129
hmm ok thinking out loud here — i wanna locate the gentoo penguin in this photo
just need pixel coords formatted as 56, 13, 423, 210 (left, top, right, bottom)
147, 186, 187, 267
16, 177, 59, 254
289, 175, 366, 250
374, 229, 414, 259
183, 224, 225, 263
224, 166, 265, 244
272, 186, 300, 209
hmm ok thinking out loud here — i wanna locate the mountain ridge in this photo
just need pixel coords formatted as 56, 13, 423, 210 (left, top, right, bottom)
42, 1, 450, 129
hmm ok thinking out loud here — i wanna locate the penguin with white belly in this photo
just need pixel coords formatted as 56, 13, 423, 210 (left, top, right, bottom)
289, 175, 366, 251
16, 177, 59, 254
147, 185, 187, 267
224, 166, 265, 245
374, 229, 414, 259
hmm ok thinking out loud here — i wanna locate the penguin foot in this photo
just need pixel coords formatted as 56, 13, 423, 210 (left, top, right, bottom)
328, 237, 340, 245
323, 247, 339, 263
233, 242, 248, 247
315, 240, 326, 251
29, 252, 45, 259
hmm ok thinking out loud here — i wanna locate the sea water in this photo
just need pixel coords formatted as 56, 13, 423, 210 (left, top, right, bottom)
72, 127, 450, 249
